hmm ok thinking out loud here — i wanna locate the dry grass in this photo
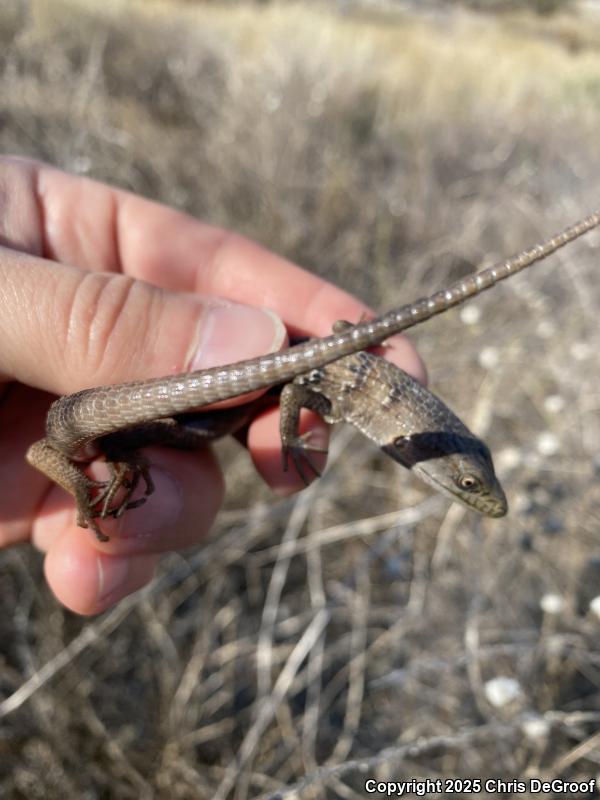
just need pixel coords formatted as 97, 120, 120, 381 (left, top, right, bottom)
2, 1, 600, 797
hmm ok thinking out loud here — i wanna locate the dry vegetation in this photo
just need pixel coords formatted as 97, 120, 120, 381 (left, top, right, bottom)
2, 0, 600, 797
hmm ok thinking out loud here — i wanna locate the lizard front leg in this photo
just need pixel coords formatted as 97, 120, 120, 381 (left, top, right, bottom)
279, 382, 333, 483
278, 318, 362, 483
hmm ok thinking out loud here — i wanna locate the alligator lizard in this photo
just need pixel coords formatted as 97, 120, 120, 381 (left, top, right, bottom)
26, 212, 600, 540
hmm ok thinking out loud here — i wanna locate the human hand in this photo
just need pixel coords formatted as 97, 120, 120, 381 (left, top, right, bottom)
0, 156, 426, 614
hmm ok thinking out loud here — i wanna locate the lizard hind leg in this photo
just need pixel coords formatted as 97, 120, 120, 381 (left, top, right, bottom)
26, 438, 119, 541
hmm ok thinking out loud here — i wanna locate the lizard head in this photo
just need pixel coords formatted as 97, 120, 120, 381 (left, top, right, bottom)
383, 431, 508, 517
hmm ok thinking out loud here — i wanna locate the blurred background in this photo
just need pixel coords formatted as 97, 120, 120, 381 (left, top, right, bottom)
2, 1, 600, 797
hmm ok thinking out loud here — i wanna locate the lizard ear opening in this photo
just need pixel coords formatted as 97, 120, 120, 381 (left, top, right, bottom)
384, 436, 422, 468
384, 432, 488, 470
383, 433, 450, 469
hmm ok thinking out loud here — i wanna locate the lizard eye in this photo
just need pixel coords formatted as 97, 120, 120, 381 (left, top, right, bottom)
457, 474, 482, 492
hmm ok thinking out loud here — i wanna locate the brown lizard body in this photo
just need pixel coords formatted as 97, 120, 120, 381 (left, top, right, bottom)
26, 212, 600, 539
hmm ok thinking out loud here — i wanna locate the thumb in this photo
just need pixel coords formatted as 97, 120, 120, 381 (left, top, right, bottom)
0, 246, 286, 394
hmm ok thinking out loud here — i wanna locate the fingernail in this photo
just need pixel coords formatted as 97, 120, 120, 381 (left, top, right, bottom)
190, 305, 286, 370
96, 554, 131, 603
112, 468, 184, 541
96, 553, 157, 607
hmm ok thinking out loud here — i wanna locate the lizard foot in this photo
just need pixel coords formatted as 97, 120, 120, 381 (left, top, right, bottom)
282, 433, 328, 485
74, 454, 154, 541
96, 454, 154, 520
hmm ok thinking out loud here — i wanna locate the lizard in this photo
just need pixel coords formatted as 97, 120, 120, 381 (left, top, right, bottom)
26, 212, 600, 541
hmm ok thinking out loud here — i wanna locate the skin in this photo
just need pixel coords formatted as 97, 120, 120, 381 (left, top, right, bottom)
0, 156, 426, 615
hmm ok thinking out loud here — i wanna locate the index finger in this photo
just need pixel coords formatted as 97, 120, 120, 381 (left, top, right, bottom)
1, 156, 425, 381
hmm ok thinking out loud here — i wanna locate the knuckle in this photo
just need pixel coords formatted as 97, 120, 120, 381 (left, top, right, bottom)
64, 271, 157, 382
